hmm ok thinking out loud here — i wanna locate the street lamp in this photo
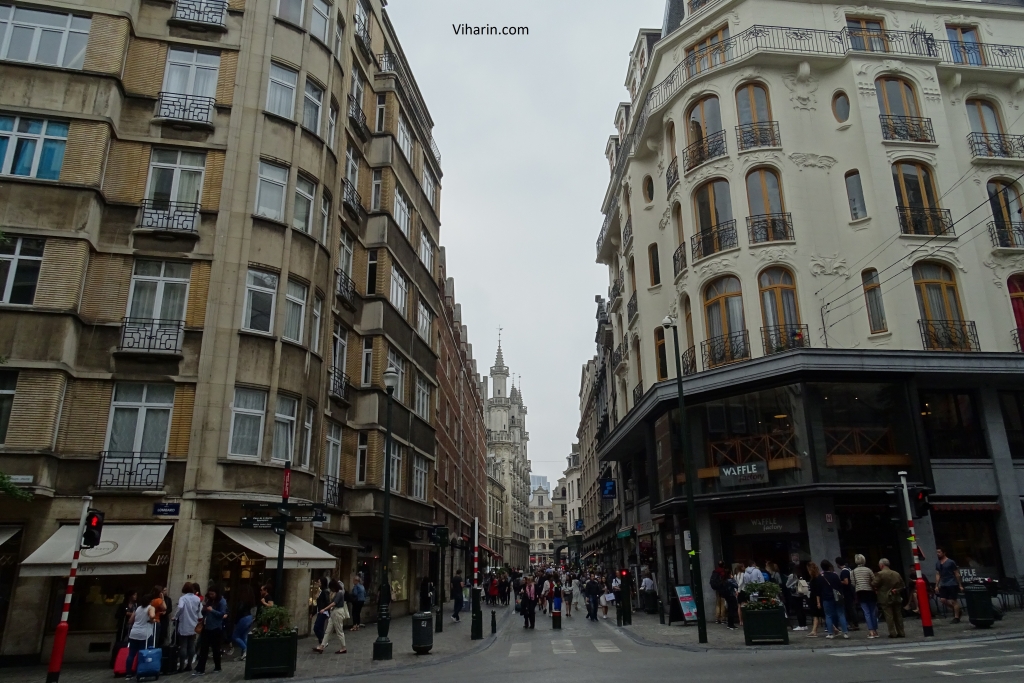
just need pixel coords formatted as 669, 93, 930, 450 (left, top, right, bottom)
662, 315, 708, 644
373, 367, 400, 661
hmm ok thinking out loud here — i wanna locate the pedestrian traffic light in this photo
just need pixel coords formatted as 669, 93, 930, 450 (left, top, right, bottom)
910, 486, 931, 519
886, 487, 902, 524
82, 510, 104, 548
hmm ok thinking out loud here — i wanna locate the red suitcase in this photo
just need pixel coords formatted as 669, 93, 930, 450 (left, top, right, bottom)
113, 645, 131, 676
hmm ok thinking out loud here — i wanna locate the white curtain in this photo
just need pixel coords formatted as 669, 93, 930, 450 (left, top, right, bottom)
129, 281, 157, 319
140, 408, 170, 452
108, 408, 139, 452
160, 282, 187, 321
177, 169, 203, 205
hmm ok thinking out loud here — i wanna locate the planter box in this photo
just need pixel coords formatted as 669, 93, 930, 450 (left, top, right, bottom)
741, 606, 789, 645
244, 631, 297, 679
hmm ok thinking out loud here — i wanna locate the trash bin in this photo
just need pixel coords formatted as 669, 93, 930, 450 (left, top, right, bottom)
412, 611, 434, 654
964, 584, 995, 629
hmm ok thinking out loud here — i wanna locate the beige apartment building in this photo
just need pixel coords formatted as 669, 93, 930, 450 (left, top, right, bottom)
0, 0, 452, 663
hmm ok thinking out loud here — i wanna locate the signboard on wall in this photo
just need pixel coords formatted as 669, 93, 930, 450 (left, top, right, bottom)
719, 461, 769, 487
733, 515, 801, 536
675, 585, 699, 620
599, 479, 617, 499
636, 520, 657, 536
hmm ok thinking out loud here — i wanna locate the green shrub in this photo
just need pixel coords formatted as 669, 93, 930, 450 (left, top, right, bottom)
742, 581, 783, 611
250, 606, 294, 637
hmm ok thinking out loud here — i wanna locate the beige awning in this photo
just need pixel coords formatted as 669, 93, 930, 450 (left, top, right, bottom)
0, 526, 20, 548
218, 527, 336, 569
21, 525, 172, 577
315, 531, 363, 549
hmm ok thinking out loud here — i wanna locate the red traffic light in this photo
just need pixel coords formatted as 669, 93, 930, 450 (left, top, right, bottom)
82, 510, 104, 548
621, 570, 628, 576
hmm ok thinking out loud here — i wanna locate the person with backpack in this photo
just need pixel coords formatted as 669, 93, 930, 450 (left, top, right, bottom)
817, 560, 849, 639
709, 561, 729, 624
835, 557, 859, 631
785, 562, 809, 631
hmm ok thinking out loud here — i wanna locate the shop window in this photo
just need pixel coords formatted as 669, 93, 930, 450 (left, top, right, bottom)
808, 383, 908, 471
919, 391, 987, 459
931, 513, 1003, 579
998, 391, 1024, 460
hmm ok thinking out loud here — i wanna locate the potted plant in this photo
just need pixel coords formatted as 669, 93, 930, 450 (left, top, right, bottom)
740, 581, 789, 645
245, 606, 298, 679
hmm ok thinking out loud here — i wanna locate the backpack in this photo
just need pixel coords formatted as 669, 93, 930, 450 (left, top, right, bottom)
709, 571, 724, 592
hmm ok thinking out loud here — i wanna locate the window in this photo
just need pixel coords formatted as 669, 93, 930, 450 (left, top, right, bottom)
389, 441, 402, 492
0, 236, 43, 304
339, 230, 354, 276
333, 13, 343, 55
127, 260, 190, 325
146, 149, 205, 210
243, 268, 278, 333
0, 115, 67, 179
832, 92, 850, 123
417, 300, 433, 340
736, 82, 771, 125
647, 243, 661, 286
310, 295, 322, 353
345, 143, 359, 186
371, 169, 382, 210
390, 265, 409, 315
415, 374, 431, 420
300, 404, 313, 468
845, 171, 867, 220
746, 167, 784, 217
703, 276, 747, 362
913, 262, 963, 322
397, 113, 413, 159
421, 168, 436, 208
862, 269, 887, 333
685, 25, 730, 77
1010, 274, 1024, 334
311, 0, 330, 42
106, 383, 174, 454
759, 267, 800, 343
0, 371, 15, 444
325, 420, 342, 478
283, 279, 307, 343
654, 327, 668, 381
366, 249, 377, 294
162, 47, 219, 101
302, 80, 323, 133
393, 186, 411, 236
847, 17, 887, 52
641, 175, 655, 203
968, 100, 1006, 156
685, 96, 724, 169
875, 76, 919, 118
293, 176, 315, 233
920, 391, 986, 459
332, 321, 347, 376
360, 337, 373, 386
276, 0, 304, 25
355, 432, 368, 483
989, 179, 1024, 247
892, 161, 943, 234
327, 102, 338, 148
387, 348, 406, 402
946, 25, 983, 66
0, 6, 89, 69
419, 229, 434, 273
266, 63, 298, 118
320, 194, 332, 243
229, 387, 267, 457
272, 395, 298, 461
375, 93, 386, 132
255, 161, 288, 221
350, 68, 365, 113
693, 179, 733, 255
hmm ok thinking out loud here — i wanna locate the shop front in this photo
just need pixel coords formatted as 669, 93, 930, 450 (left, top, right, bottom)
0, 527, 22, 653
930, 505, 1005, 580
717, 509, 809, 574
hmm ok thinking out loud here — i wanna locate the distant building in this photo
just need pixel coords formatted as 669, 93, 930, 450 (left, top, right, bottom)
529, 485, 554, 565
530, 474, 550, 495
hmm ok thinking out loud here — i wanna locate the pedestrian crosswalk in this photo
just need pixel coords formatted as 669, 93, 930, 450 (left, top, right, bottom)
507, 639, 623, 656
820, 638, 1024, 678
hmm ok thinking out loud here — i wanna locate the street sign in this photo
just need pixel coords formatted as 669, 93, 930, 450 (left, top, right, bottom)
599, 478, 616, 499
292, 515, 328, 523
240, 516, 280, 529
153, 503, 180, 517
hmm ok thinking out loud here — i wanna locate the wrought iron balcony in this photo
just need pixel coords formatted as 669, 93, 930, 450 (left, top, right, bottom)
632, 381, 644, 406
682, 130, 727, 171
937, 39, 1024, 71
666, 156, 679, 190
613, 338, 627, 369
918, 319, 980, 352
139, 199, 199, 233
323, 474, 342, 509
691, 219, 738, 261
747, 213, 794, 244
672, 243, 686, 277
342, 178, 363, 215
761, 324, 810, 355
736, 121, 781, 151
1014, 328, 1022, 352
688, 0, 717, 12
701, 330, 751, 369
329, 369, 349, 401
119, 318, 185, 354
843, 28, 938, 56
897, 206, 955, 237
354, 17, 372, 55
879, 115, 935, 143
626, 291, 638, 323
347, 94, 368, 135
172, 0, 227, 28
967, 132, 1024, 159
97, 451, 167, 490
622, 216, 633, 249
609, 275, 623, 305
336, 269, 357, 307
681, 346, 697, 376
989, 221, 1024, 249
157, 92, 215, 125
377, 52, 442, 165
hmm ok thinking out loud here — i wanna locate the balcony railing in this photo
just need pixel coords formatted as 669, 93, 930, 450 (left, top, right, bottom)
691, 219, 738, 261
119, 318, 185, 354
666, 156, 679, 190
329, 369, 349, 401
173, 0, 227, 27
613, 339, 627, 369
897, 206, 955, 236
347, 94, 368, 134
342, 178, 363, 215
879, 115, 935, 143
967, 132, 1024, 159
378, 52, 442, 165
681, 346, 697, 376
736, 121, 781, 151
989, 221, 1024, 249
156, 92, 215, 124
626, 291, 638, 323
747, 213, 794, 244
936, 39, 1024, 71
1014, 328, 1022, 352
701, 330, 750, 369
609, 275, 623, 305
336, 269, 356, 307
672, 243, 687, 277
761, 323, 810, 355
97, 451, 167, 490
688, 0, 717, 12
844, 28, 938, 56
323, 474, 341, 508
622, 216, 633, 249
632, 381, 644, 406
682, 130, 727, 171
139, 199, 199, 233
918, 319, 980, 351
354, 17, 372, 55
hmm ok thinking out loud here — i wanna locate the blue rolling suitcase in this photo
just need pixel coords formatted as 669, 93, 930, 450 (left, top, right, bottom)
136, 624, 162, 681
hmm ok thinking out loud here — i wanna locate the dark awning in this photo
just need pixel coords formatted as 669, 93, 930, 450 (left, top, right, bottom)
315, 531, 364, 549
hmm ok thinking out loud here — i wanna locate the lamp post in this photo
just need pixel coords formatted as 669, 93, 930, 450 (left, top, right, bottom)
662, 315, 708, 644
373, 367, 400, 661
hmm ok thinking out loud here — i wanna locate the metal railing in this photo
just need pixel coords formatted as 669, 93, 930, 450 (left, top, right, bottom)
157, 92, 216, 124
609, 275, 623, 304
688, 0, 717, 12
323, 474, 341, 508
691, 219, 738, 261
672, 243, 687, 277
682, 129, 727, 171
701, 330, 750, 369
378, 52, 442, 165
967, 132, 1024, 159
681, 346, 697, 376
354, 16, 372, 55
632, 381, 644, 406
897, 206, 955, 236
666, 156, 679, 189
626, 291, 638, 323
342, 178, 363, 214
708, 430, 798, 468
329, 369, 348, 401
348, 94, 368, 132
139, 199, 199, 233
918, 319, 980, 351
844, 28, 938, 56
936, 39, 1024, 71
1014, 328, 1022, 352
336, 269, 356, 306
119, 318, 185, 353
613, 338, 627, 369
596, 196, 618, 255
824, 427, 897, 458
736, 121, 781, 150
879, 115, 935, 142
97, 451, 167, 490
173, 0, 227, 26
747, 213, 794, 244
761, 323, 810, 355
622, 216, 633, 249
989, 221, 1024, 249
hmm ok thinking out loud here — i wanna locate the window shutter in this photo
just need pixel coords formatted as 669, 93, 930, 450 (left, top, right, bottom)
371, 336, 386, 387
167, 384, 196, 458
102, 140, 150, 204
4, 371, 66, 450
186, 261, 211, 328
59, 121, 110, 186
80, 253, 132, 322
122, 38, 167, 97
83, 14, 129, 74
57, 380, 113, 455
345, 330, 361, 380
34, 239, 89, 310
216, 51, 238, 105
341, 427, 357, 483
202, 151, 225, 211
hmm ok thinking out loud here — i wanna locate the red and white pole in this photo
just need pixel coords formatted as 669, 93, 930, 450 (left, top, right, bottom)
473, 517, 479, 590
47, 496, 92, 683
899, 471, 933, 637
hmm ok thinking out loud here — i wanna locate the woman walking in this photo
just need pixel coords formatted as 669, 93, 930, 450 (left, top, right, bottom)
314, 580, 348, 654
521, 577, 537, 629
852, 554, 879, 638
195, 586, 227, 675
349, 576, 365, 631
806, 562, 824, 637
312, 578, 330, 643
563, 574, 577, 617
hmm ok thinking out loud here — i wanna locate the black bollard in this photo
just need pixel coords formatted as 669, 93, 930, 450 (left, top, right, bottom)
552, 605, 561, 630
616, 601, 622, 626
491, 610, 497, 634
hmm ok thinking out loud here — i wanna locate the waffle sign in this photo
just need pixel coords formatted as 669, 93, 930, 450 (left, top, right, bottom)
719, 460, 769, 487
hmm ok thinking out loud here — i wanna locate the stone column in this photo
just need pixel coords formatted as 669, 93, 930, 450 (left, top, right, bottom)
804, 496, 841, 567
979, 388, 1024, 577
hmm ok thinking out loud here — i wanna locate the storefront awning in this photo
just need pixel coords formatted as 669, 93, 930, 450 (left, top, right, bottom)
314, 531, 364, 549
217, 527, 336, 569
931, 502, 1001, 512
0, 526, 20, 548
21, 525, 172, 577
479, 542, 498, 556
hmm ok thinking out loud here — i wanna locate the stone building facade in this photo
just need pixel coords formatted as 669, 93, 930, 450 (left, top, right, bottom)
529, 485, 554, 565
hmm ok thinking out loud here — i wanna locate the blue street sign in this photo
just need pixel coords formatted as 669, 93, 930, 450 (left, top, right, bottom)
574, 519, 585, 532
153, 503, 180, 516
600, 479, 616, 499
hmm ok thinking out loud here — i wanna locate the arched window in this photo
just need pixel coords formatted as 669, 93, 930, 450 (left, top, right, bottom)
736, 83, 777, 149
876, 77, 930, 141
686, 96, 725, 169
665, 120, 677, 160
683, 294, 694, 349
548, 543, 554, 550
628, 256, 636, 293
914, 262, 972, 349
643, 175, 655, 203
693, 179, 735, 258
967, 99, 1006, 156
654, 327, 668, 380
672, 202, 685, 245
538, 527, 545, 538
862, 269, 887, 333
892, 161, 946, 235
703, 275, 748, 365
746, 168, 790, 243
988, 179, 1023, 247
759, 268, 802, 353
648, 243, 661, 286
547, 511, 553, 520
1010, 274, 1024, 337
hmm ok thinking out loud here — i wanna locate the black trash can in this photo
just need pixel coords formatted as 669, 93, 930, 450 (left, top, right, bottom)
412, 611, 433, 653
964, 584, 995, 628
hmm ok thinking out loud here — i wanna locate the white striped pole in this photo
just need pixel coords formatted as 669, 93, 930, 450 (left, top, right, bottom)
47, 496, 92, 683
899, 471, 934, 636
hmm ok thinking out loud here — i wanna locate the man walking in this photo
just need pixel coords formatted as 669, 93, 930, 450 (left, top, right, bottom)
584, 573, 602, 621
836, 557, 859, 630
872, 558, 906, 638
450, 570, 464, 622
935, 547, 964, 624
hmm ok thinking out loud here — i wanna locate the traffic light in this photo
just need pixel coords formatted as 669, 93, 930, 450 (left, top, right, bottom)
886, 487, 903, 524
910, 486, 931, 519
82, 510, 104, 548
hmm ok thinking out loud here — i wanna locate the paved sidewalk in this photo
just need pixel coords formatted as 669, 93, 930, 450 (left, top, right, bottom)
2, 602, 513, 683
608, 605, 1024, 651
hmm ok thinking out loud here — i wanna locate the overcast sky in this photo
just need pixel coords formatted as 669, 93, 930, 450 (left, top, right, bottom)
385, 0, 665, 485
